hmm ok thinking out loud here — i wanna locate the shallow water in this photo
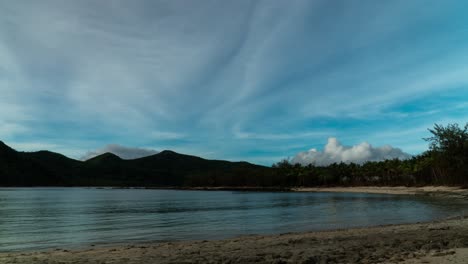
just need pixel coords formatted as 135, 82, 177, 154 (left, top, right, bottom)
0, 188, 466, 252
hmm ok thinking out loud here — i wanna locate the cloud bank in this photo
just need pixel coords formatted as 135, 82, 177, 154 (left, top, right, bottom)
291, 138, 411, 166
81, 144, 158, 160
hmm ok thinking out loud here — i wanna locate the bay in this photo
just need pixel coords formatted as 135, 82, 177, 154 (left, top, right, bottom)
0, 188, 466, 252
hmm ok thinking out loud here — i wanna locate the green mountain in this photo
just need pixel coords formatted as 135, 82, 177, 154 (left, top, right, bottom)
0, 141, 271, 187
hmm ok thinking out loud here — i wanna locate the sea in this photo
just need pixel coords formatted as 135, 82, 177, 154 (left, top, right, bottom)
1, 188, 466, 252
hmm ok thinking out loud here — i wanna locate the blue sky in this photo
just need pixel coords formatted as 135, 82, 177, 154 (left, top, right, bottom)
0, 0, 467, 165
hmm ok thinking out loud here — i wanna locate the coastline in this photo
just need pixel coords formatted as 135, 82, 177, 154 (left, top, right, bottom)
3, 185, 468, 197
182, 186, 468, 200
2, 217, 468, 263
2, 186, 468, 263
293, 186, 468, 197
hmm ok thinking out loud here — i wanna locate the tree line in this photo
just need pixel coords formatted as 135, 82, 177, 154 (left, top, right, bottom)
1, 123, 466, 187
268, 123, 468, 187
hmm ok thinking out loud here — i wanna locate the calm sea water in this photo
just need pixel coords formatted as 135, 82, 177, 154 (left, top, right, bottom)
0, 188, 467, 252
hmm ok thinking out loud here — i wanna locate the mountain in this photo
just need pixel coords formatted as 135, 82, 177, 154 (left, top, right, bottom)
0, 140, 15, 154
85, 152, 122, 165
0, 141, 272, 187
0, 142, 67, 186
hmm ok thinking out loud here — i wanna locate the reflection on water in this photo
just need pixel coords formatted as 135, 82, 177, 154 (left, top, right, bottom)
0, 188, 466, 252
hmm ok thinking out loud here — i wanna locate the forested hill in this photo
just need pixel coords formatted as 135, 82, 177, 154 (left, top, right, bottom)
1, 123, 467, 187
0, 141, 272, 187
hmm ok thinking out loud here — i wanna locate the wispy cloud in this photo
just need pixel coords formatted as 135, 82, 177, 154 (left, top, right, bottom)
0, 1, 467, 165
8, 142, 59, 152
151, 131, 186, 140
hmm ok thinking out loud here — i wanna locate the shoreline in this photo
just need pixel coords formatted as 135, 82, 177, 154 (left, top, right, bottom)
180, 186, 468, 200
181, 185, 468, 195
2, 185, 468, 195
2, 186, 468, 263
293, 186, 468, 196
2, 217, 468, 263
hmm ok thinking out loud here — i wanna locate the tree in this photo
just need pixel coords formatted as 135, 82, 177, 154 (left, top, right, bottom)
424, 123, 468, 184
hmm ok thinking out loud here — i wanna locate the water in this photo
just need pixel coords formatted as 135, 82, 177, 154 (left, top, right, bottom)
0, 188, 466, 252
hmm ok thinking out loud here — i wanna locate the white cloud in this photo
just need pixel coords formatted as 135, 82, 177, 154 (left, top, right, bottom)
291, 138, 411, 166
81, 144, 158, 160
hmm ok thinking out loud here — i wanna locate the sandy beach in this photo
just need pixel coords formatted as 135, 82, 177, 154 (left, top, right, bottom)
2, 217, 468, 263
187, 185, 468, 200
293, 186, 468, 197
2, 186, 468, 264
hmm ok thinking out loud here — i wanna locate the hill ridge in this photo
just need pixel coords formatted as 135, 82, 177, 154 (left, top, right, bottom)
0, 140, 270, 187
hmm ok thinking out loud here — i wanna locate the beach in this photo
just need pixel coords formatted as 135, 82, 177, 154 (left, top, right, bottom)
2, 217, 468, 263
185, 186, 468, 195
293, 186, 468, 197
2, 186, 468, 264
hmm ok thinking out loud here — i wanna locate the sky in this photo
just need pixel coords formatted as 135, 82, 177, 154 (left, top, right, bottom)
0, 0, 467, 165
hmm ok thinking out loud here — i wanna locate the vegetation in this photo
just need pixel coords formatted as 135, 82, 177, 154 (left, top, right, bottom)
0, 123, 466, 187
0, 145, 271, 187
271, 123, 468, 187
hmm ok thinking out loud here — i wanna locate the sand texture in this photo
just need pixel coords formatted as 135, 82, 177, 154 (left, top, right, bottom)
2, 216, 468, 264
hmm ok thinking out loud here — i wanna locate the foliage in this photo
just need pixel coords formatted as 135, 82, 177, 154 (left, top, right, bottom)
424, 123, 468, 184
267, 123, 468, 187
0, 123, 467, 187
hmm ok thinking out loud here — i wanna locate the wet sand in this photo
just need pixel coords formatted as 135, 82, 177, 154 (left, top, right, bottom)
183, 186, 468, 198
293, 186, 468, 197
2, 216, 468, 263
2, 186, 468, 263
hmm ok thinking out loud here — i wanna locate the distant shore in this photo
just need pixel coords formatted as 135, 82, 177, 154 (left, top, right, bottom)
3, 216, 468, 263
4, 185, 468, 197
178, 185, 468, 199
293, 186, 468, 196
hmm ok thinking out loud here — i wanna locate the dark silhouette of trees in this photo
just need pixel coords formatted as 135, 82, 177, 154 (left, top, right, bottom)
268, 123, 468, 187
424, 123, 468, 185
0, 123, 467, 187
